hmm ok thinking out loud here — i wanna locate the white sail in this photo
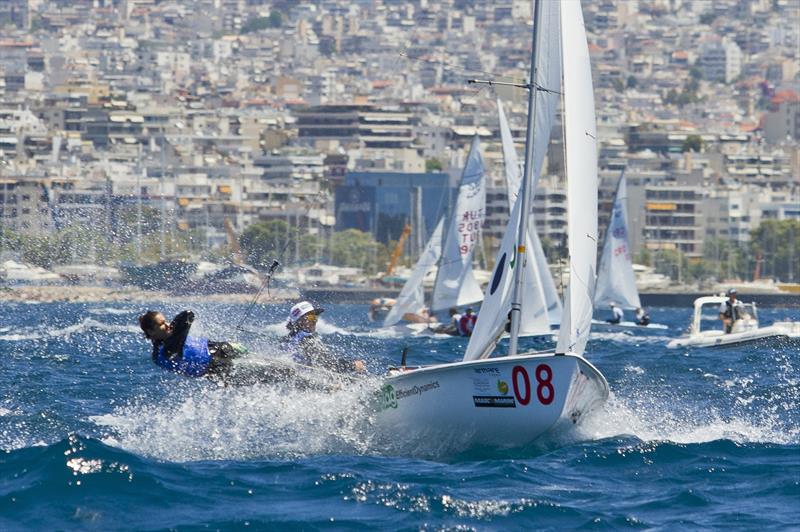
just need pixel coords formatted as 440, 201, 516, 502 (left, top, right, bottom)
383, 218, 445, 327
498, 97, 562, 327
594, 174, 641, 310
533, 229, 562, 325
555, 0, 599, 357
463, 195, 549, 360
431, 135, 486, 312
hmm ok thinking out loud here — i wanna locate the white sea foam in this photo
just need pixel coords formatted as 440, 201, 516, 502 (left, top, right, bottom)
87, 307, 132, 316
593, 332, 674, 346
259, 317, 350, 337
0, 318, 139, 342
94, 372, 383, 462
578, 389, 798, 446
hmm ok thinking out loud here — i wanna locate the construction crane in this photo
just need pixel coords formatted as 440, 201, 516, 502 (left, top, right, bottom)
386, 223, 412, 276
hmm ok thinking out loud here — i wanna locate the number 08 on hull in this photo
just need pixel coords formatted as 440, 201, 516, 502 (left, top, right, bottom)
376, 353, 608, 448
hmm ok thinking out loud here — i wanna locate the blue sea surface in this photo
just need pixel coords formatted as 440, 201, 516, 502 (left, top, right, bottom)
1, 300, 798, 530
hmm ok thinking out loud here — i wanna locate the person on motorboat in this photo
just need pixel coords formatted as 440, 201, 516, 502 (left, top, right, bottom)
607, 302, 624, 324
283, 300, 366, 374
139, 310, 247, 381
458, 307, 478, 337
433, 307, 461, 335
719, 288, 746, 334
635, 307, 651, 326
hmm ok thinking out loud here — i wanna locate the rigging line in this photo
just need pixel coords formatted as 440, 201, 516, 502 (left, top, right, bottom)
234, 237, 291, 334
398, 49, 528, 86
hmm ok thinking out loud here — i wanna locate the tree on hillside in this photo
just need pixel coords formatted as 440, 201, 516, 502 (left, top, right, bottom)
329, 229, 387, 274
682, 134, 703, 152
240, 219, 318, 268
426, 158, 443, 172
749, 220, 799, 282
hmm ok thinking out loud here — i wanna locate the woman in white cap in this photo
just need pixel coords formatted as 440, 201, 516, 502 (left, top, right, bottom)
283, 301, 365, 373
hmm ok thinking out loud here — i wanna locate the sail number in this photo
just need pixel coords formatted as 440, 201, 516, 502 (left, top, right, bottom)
512, 364, 554, 406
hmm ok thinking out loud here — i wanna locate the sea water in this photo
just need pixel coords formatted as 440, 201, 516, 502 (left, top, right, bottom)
1, 301, 798, 529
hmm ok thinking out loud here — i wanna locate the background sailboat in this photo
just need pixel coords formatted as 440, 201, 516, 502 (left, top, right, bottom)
593, 173, 667, 329
381, 136, 487, 333
376, 0, 608, 449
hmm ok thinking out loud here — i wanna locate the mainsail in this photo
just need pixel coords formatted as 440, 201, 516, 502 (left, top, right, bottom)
594, 173, 641, 310
383, 218, 444, 327
555, 0, 599, 357
499, 98, 562, 326
431, 135, 486, 312
462, 2, 562, 361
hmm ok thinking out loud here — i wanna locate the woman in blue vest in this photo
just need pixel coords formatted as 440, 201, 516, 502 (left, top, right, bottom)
139, 310, 246, 381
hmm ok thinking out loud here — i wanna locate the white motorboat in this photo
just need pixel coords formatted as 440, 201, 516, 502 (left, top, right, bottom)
375, 0, 609, 449
667, 295, 799, 349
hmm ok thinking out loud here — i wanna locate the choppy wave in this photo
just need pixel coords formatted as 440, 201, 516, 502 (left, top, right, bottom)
92, 375, 381, 462
2, 433, 798, 530
2, 302, 799, 529
0, 317, 139, 341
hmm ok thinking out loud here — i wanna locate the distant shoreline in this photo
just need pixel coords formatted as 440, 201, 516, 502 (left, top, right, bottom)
1, 284, 798, 308
299, 286, 800, 308
0, 285, 298, 304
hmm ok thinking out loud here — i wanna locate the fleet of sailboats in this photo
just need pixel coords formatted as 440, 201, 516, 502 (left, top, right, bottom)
376, 0, 609, 448
382, 136, 487, 333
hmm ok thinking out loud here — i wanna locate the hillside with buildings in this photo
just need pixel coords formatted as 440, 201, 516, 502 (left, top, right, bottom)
0, 0, 798, 292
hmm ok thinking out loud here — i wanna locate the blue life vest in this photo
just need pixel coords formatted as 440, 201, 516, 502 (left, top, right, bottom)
154, 336, 211, 377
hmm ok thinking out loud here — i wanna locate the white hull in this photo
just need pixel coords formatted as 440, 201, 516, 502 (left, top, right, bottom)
591, 319, 668, 330
668, 295, 800, 349
375, 353, 608, 449
383, 322, 450, 338
667, 325, 794, 349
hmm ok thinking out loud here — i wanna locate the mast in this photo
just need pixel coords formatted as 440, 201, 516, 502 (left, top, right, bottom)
508, 0, 543, 356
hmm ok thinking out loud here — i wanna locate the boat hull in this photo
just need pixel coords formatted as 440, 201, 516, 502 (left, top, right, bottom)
374, 353, 608, 449
591, 319, 668, 331
667, 326, 792, 349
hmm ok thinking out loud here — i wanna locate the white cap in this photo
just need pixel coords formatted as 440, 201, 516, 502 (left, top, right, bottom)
288, 301, 323, 323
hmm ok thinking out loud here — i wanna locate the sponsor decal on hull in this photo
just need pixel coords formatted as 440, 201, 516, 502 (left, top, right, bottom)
377, 381, 441, 411
473, 395, 517, 408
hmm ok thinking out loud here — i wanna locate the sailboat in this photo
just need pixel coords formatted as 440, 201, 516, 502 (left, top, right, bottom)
381, 136, 487, 335
375, 0, 608, 448
592, 173, 667, 329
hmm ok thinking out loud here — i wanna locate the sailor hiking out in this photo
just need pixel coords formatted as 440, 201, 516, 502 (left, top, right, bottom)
139, 310, 246, 381
282, 301, 366, 373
